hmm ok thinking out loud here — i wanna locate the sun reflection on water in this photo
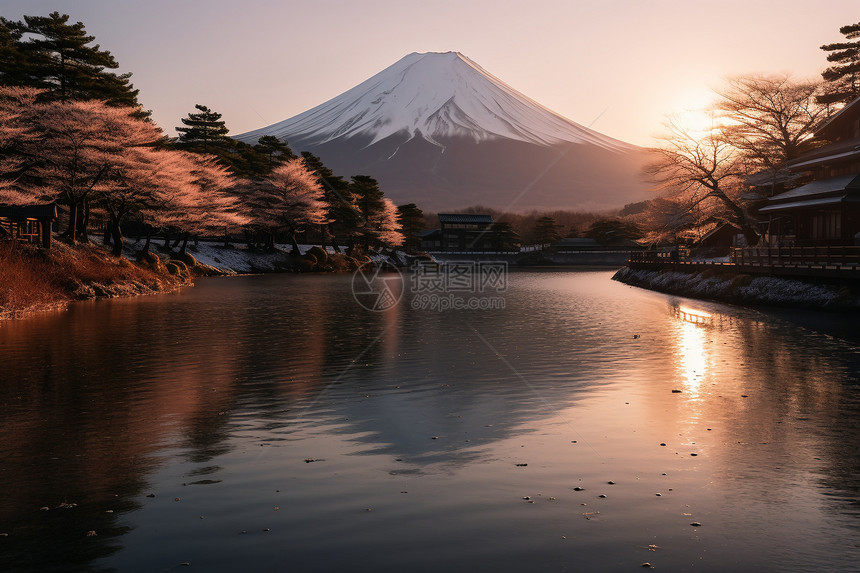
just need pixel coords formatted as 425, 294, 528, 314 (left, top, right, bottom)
674, 306, 713, 396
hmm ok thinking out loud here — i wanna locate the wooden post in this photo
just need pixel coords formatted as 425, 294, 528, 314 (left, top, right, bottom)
41, 218, 51, 249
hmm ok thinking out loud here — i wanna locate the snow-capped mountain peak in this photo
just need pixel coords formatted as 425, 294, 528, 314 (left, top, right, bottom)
238, 51, 624, 150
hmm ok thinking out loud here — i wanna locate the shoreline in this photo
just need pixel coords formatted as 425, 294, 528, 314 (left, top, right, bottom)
612, 266, 860, 312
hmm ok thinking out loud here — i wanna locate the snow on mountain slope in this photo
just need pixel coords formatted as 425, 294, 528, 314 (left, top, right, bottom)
237, 51, 626, 150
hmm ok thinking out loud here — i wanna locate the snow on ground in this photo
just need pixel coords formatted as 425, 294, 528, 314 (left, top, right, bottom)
121, 238, 338, 275
613, 267, 859, 310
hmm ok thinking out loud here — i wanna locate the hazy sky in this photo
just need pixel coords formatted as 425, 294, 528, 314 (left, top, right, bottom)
3, 1, 858, 146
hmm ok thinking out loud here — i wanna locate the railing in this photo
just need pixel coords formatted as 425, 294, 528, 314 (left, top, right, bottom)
731, 246, 860, 269
629, 249, 689, 264
0, 218, 42, 245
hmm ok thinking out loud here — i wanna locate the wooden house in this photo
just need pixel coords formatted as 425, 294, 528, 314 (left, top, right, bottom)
760, 97, 860, 246
437, 213, 495, 252
0, 204, 58, 249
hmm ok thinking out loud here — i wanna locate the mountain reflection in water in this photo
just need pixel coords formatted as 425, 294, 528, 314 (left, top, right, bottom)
0, 271, 857, 572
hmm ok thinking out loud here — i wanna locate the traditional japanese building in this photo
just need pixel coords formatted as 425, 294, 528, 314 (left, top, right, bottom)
760, 97, 860, 246
436, 213, 495, 252
0, 204, 58, 249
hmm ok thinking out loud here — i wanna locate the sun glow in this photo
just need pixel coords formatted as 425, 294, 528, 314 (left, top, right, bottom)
667, 87, 720, 137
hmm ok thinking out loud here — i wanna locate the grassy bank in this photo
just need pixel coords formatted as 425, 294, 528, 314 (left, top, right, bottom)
613, 266, 860, 311
0, 241, 186, 320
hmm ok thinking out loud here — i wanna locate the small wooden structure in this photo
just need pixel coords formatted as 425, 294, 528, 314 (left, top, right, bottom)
437, 213, 495, 252
759, 96, 860, 247
0, 204, 58, 249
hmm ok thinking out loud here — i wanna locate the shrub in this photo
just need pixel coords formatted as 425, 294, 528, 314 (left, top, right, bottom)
730, 274, 753, 289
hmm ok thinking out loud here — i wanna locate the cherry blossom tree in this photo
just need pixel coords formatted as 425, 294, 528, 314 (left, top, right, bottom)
249, 157, 328, 253
0, 87, 42, 205
368, 197, 404, 248
27, 98, 163, 242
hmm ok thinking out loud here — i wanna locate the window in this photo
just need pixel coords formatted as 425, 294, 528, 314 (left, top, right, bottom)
811, 211, 841, 239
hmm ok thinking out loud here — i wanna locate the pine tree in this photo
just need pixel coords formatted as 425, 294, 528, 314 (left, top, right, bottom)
532, 216, 562, 246
253, 135, 296, 169
301, 151, 357, 252
1, 12, 142, 110
584, 219, 643, 245
176, 104, 231, 153
0, 20, 29, 87
349, 175, 386, 252
819, 21, 860, 106
396, 203, 425, 252
489, 222, 520, 252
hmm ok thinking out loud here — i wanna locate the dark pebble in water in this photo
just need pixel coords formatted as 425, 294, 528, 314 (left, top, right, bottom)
741, 395, 748, 398
690, 453, 698, 456
431, 436, 439, 440
574, 487, 584, 491
304, 458, 316, 463
690, 522, 702, 527
516, 463, 528, 467
598, 494, 607, 498
607, 481, 615, 485
641, 564, 653, 569
523, 496, 531, 500
660, 443, 666, 446
571, 441, 577, 443
146, 494, 155, 498
672, 389, 682, 393
655, 493, 662, 496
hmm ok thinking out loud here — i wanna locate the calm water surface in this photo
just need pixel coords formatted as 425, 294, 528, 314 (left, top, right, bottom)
0, 270, 858, 572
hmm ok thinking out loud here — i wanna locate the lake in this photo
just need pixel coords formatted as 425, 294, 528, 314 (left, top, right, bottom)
0, 269, 858, 572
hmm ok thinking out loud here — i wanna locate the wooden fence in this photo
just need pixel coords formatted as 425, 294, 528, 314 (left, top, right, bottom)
731, 246, 860, 270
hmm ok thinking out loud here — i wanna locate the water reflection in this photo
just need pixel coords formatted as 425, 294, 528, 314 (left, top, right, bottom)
0, 271, 857, 572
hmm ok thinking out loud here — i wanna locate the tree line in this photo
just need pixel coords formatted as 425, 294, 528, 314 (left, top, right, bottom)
0, 12, 406, 259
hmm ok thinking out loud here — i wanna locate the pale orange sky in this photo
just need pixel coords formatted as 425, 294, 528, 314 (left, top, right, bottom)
4, 0, 858, 146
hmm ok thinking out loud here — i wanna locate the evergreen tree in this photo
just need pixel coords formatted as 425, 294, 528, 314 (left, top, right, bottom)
1, 12, 142, 111
584, 219, 643, 245
396, 203, 425, 252
532, 216, 562, 246
254, 135, 296, 169
176, 104, 231, 153
349, 175, 386, 251
489, 222, 520, 252
0, 20, 29, 87
301, 151, 357, 251
819, 21, 860, 106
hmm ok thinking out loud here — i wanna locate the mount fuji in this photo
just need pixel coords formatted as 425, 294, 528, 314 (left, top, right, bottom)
237, 51, 651, 212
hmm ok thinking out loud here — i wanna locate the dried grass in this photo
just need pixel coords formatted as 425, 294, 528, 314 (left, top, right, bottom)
0, 240, 183, 320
